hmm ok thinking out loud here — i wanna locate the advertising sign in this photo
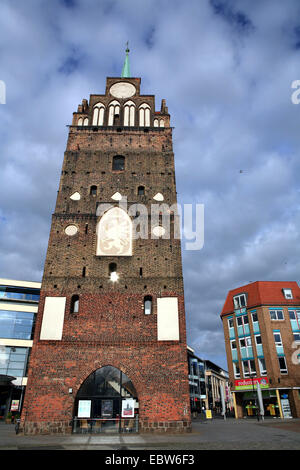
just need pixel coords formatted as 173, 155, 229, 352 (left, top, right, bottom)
281, 399, 292, 418
235, 377, 269, 390
10, 400, 19, 411
122, 398, 134, 418
78, 400, 91, 418
206, 410, 212, 419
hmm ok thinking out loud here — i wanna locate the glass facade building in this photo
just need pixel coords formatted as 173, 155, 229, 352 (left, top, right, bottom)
0, 279, 40, 421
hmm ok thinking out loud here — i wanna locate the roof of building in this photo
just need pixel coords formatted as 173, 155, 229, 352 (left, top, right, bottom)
220, 281, 300, 317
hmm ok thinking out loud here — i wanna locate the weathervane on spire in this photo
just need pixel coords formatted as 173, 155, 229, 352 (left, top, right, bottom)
121, 41, 130, 78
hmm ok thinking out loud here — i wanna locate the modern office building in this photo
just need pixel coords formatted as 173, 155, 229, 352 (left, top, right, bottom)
204, 360, 232, 415
221, 281, 300, 418
187, 347, 206, 413
20, 51, 191, 434
0, 278, 40, 420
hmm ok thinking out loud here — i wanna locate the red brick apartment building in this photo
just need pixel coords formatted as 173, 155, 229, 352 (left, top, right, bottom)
221, 281, 300, 419
20, 70, 191, 434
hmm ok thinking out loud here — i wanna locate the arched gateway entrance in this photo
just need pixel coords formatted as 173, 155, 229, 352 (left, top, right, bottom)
72, 366, 138, 434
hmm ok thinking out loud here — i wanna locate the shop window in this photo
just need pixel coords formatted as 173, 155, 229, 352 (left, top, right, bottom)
144, 296, 152, 315
70, 295, 79, 314
112, 155, 125, 171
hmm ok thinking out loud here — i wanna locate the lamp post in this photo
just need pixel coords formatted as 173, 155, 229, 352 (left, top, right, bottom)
251, 375, 260, 421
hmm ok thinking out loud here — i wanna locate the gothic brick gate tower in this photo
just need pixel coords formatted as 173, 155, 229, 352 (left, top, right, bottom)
21, 53, 191, 434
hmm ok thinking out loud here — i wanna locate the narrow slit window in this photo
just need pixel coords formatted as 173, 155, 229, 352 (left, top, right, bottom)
90, 185, 97, 196
144, 295, 152, 315
70, 295, 79, 314
138, 186, 145, 196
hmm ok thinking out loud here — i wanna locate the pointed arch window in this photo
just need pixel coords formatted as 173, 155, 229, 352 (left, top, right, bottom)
92, 103, 105, 126
96, 207, 132, 256
108, 100, 121, 126
139, 103, 151, 127
124, 100, 136, 126
78, 117, 83, 126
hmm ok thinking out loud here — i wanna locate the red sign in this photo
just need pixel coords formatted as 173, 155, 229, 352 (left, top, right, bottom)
235, 377, 269, 390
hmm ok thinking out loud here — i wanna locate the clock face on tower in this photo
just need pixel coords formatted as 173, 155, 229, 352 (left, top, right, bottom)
109, 82, 136, 98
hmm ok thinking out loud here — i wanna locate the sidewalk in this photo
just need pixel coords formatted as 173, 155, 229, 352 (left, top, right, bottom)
1, 418, 300, 450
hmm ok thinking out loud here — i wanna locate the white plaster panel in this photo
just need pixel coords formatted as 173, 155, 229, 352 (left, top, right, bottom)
157, 297, 179, 341
40, 297, 66, 340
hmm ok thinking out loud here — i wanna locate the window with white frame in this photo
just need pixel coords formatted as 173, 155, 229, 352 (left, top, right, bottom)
289, 310, 300, 321
228, 318, 234, 329
293, 332, 300, 343
258, 357, 267, 376
251, 311, 258, 323
255, 334, 262, 345
283, 288, 293, 299
233, 293, 247, 309
233, 362, 240, 378
270, 309, 284, 321
242, 359, 256, 378
289, 310, 300, 330
236, 315, 249, 328
273, 331, 283, 347
278, 356, 288, 374
231, 339, 237, 351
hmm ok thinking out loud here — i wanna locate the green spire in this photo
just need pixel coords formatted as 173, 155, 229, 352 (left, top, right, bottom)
121, 42, 130, 78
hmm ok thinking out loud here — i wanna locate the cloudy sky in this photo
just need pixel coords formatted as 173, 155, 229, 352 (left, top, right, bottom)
1, 0, 300, 369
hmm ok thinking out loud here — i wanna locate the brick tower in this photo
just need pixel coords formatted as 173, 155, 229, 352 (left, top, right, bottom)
21, 52, 191, 434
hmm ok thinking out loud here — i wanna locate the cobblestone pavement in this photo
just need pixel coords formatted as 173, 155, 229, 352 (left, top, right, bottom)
1, 418, 300, 450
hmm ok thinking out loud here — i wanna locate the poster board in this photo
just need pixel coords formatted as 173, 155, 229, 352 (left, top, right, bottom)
78, 400, 91, 418
101, 400, 113, 418
122, 398, 135, 418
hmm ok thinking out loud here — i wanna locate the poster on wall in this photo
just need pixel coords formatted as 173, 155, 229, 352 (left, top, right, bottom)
281, 399, 292, 418
101, 400, 113, 418
78, 400, 91, 418
122, 398, 134, 418
10, 400, 19, 411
